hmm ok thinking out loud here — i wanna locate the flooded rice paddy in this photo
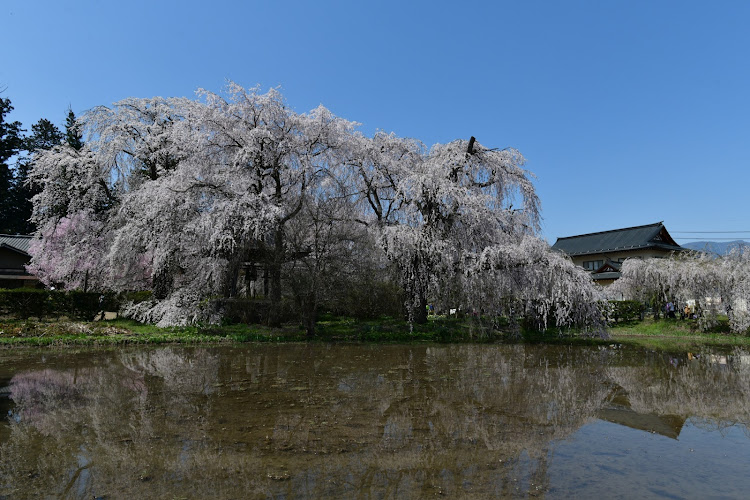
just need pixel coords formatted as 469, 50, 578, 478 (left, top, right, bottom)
0, 343, 749, 498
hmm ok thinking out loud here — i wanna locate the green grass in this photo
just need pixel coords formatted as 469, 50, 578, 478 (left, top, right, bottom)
607, 317, 750, 351
0, 315, 512, 347
1, 315, 749, 350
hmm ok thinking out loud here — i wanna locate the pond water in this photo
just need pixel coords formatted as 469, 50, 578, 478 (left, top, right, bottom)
0, 343, 749, 499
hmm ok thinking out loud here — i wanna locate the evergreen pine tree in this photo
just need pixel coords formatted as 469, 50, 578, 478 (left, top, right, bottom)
0, 97, 24, 234
65, 108, 83, 150
12, 118, 63, 233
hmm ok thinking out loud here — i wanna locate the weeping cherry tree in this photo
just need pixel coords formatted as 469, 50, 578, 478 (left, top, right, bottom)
607, 250, 750, 333
28, 83, 604, 333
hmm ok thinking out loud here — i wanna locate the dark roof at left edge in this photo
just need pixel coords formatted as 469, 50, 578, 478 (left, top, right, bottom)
0, 234, 32, 256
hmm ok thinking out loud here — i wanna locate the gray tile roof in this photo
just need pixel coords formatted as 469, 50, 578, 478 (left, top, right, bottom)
552, 222, 683, 257
602, 261, 622, 271
0, 234, 32, 256
592, 271, 622, 281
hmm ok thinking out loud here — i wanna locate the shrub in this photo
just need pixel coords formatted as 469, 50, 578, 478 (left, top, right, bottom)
608, 300, 644, 323
208, 298, 296, 325
119, 290, 153, 304
325, 281, 405, 320
0, 289, 123, 320
0, 289, 49, 319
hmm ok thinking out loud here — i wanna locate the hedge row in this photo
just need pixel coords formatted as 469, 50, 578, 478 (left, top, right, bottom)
0, 289, 152, 320
208, 298, 295, 324
608, 300, 645, 323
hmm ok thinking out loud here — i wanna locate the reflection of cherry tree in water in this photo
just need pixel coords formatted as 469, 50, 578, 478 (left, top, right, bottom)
603, 348, 750, 433
120, 348, 220, 396
0, 349, 225, 499
213, 345, 613, 496
1, 363, 149, 497
405, 346, 611, 495
2, 345, 750, 497
5, 368, 92, 434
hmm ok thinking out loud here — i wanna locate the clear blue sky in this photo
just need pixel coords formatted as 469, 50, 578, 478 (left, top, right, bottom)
3, 0, 749, 244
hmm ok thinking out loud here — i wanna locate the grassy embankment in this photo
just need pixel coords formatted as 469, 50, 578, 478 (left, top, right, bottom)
0, 315, 490, 346
606, 317, 750, 351
1, 315, 749, 350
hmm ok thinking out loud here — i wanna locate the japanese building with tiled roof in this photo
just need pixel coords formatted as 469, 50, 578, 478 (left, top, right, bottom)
552, 222, 684, 285
0, 234, 38, 288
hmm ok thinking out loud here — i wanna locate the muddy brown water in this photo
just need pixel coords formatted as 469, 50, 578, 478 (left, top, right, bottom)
0, 343, 748, 499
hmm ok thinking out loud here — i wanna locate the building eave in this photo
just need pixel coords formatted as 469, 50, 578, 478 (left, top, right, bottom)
0, 242, 31, 257
564, 244, 684, 258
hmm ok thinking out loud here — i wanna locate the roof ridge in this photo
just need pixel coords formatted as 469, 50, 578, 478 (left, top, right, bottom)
555, 222, 663, 240
0, 234, 32, 238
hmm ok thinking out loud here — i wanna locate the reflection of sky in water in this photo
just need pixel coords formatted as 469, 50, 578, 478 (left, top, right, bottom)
72, 448, 91, 499
549, 420, 750, 499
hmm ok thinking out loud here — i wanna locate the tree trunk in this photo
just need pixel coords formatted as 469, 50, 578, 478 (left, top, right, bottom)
303, 294, 316, 338
224, 259, 241, 298
268, 228, 284, 327
413, 293, 428, 324
153, 265, 174, 300
409, 254, 429, 324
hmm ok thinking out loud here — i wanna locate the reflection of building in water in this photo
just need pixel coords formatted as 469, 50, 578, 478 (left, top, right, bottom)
597, 387, 686, 439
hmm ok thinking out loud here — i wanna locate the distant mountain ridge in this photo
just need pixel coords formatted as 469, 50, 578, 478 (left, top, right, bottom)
681, 240, 750, 256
